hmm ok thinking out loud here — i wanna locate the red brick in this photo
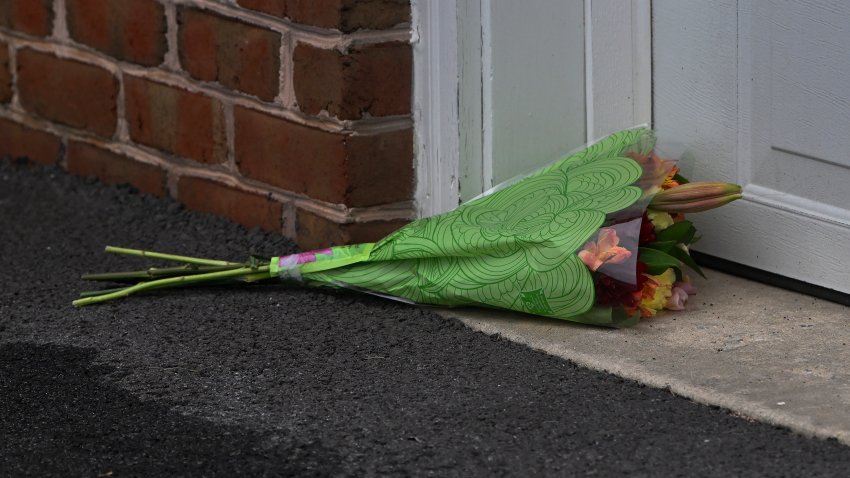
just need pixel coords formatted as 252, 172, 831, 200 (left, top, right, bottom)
17, 49, 117, 137
345, 129, 413, 206
0, 0, 53, 37
234, 106, 413, 207
293, 42, 411, 120
238, 0, 410, 33
178, 8, 280, 101
237, 0, 286, 18
67, 0, 166, 66
0, 118, 62, 164
291, 0, 410, 32
235, 106, 346, 203
124, 76, 226, 165
0, 42, 10, 103
66, 141, 166, 196
296, 208, 406, 249
178, 176, 283, 232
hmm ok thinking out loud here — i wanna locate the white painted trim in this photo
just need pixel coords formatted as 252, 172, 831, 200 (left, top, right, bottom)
412, 0, 461, 218
457, 0, 484, 204
479, 0, 494, 192
631, 0, 652, 126
584, 0, 595, 143
736, 0, 753, 187
744, 184, 850, 228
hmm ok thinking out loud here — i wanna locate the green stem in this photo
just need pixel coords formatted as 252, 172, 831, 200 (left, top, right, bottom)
78, 287, 130, 298
104, 246, 241, 267
81, 264, 246, 283
73, 265, 270, 307
81, 270, 155, 282
240, 271, 276, 283
78, 275, 250, 298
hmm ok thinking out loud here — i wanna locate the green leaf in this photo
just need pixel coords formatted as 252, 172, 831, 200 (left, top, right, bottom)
655, 221, 696, 244
673, 173, 690, 184
644, 240, 678, 253
638, 247, 681, 276
667, 245, 706, 278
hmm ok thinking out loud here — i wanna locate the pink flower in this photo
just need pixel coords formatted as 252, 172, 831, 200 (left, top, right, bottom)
578, 228, 632, 272
666, 280, 697, 311
675, 280, 697, 296
666, 287, 689, 310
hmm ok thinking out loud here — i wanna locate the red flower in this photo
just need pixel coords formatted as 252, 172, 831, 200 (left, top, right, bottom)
594, 261, 649, 312
639, 213, 655, 245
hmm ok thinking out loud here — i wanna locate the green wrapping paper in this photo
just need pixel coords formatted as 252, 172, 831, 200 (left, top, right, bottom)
75, 125, 744, 320
271, 127, 668, 327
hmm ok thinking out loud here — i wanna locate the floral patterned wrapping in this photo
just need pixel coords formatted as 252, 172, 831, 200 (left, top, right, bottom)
76, 126, 743, 315
268, 127, 674, 327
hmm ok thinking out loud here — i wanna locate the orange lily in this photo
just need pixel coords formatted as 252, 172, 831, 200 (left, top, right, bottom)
650, 182, 742, 213
578, 228, 631, 272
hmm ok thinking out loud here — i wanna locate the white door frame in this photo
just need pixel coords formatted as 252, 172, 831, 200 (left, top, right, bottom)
412, 0, 652, 217
411, 0, 461, 218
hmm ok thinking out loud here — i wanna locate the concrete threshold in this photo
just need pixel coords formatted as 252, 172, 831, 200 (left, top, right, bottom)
437, 269, 850, 445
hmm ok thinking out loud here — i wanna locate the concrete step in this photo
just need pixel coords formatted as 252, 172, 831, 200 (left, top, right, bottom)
440, 269, 850, 445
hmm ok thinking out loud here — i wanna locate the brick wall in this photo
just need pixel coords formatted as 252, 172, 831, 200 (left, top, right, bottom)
0, 0, 413, 249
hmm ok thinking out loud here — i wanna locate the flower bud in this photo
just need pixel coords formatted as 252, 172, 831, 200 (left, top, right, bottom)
649, 182, 742, 213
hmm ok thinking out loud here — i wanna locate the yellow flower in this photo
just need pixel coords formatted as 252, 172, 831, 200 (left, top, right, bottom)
662, 166, 682, 190
639, 268, 676, 316
647, 210, 675, 231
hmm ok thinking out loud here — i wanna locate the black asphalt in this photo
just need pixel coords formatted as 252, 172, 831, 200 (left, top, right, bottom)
2, 158, 849, 477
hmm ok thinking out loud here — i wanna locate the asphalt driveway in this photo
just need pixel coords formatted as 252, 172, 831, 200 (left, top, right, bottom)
2, 158, 850, 477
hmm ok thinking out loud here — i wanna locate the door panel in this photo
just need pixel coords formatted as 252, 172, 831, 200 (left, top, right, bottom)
654, 0, 850, 293
753, 0, 850, 210
457, 0, 586, 203
485, 1, 586, 187
456, 0, 650, 204
768, 1, 850, 169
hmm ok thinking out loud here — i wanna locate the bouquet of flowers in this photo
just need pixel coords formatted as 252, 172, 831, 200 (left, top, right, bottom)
74, 127, 741, 327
